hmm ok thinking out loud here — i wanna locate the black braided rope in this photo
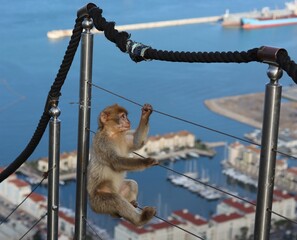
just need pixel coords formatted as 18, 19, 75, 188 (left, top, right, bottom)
88, 4, 297, 84
144, 48, 260, 63
277, 50, 297, 84
0, 17, 83, 183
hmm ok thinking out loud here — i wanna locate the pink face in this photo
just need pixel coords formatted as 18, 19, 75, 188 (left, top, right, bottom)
118, 112, 130, 131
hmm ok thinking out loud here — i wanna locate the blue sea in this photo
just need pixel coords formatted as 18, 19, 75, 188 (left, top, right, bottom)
1, 0, 297, 237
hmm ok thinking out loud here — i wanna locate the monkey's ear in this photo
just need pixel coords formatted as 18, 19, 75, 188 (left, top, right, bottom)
98, 111, 109, 129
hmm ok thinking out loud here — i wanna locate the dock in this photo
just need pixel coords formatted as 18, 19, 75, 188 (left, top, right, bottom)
153, 148, 216, 162
47, 15, 222, 39
205, 141, 227, 148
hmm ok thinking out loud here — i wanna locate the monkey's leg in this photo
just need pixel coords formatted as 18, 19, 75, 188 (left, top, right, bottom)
119, 179, 138, 207
90, 192, 155, 226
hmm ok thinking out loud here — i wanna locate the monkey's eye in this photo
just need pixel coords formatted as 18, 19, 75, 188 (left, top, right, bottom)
120, 113, 127, 119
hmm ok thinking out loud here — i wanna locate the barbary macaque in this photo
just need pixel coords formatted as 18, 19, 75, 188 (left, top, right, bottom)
87, 103, 158, 226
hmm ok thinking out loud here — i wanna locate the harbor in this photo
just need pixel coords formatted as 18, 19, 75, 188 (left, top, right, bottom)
47, 1, 297, 40
47, 15, 222, 39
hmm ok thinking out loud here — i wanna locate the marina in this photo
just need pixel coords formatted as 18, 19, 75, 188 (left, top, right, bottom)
167, 173, 223, 201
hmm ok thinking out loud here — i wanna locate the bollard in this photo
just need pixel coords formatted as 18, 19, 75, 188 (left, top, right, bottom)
47, 106, 61, 240
74, 17, 93, 240
253, 64, 283, 240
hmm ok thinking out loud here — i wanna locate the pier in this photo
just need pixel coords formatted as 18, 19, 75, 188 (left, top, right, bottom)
153, 148, 216, 162
47, 15, 222, 39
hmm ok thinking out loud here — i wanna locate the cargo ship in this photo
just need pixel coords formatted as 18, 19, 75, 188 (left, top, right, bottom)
222, 1, 297, 28
241, 14, 297, 29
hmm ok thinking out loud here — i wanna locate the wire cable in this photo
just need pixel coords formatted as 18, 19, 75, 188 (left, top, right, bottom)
89, 82, 261, 147
0, 169, 51, 225
90, 83, 297, 162
132, 151, 255, 206
88, 84, 297, 227
83, 216, 103, 240
18, 212, 47, 240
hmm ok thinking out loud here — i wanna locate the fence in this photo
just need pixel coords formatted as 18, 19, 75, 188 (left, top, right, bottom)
1, 2, 297, 240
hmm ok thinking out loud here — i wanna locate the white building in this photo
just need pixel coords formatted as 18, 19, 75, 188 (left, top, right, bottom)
114, 218, 187, 240
172, 209, 208, 240
21, 192, 47, 219
58, 210, 75, 237
0, 167, 76, 239
37, 150, 77, 172
137, 130, 195, 156
209, 212, 246, 240
115, 188, 296, 240
216, 198, 255, 237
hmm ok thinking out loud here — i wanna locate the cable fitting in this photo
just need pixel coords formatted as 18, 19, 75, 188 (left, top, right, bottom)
257, 46, 287, 66
126, 40, 151, 63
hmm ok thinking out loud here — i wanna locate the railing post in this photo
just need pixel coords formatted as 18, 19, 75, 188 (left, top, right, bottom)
74, 17, 93, 240
253, 64, 283, 240
47, 106, 61, 240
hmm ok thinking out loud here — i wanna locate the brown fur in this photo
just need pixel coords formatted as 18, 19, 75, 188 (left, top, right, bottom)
87, 104, 158, 226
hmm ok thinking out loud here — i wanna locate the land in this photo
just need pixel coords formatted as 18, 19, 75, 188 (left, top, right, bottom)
204, 89, 297, 138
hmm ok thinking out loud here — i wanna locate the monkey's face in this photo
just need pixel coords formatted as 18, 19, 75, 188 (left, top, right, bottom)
99, 105, 131, 134
115, 112, 131, 132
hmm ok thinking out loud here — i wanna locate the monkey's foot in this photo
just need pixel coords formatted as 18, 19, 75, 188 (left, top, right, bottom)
140, 206, 156, 224
130, 200, 138, 208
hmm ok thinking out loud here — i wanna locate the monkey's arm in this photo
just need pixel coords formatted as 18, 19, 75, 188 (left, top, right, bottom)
129, 104, 152, 151
107, 149, 157, 172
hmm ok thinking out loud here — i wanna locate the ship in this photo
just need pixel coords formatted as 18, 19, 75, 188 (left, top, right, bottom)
222, 1, 297, 28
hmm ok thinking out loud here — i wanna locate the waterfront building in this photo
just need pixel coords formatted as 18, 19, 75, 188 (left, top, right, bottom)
172, 209, 208, 239
37, 150, 77, 172
136, 130, 195, 156
58, 210, 75, 237
0, 168, 76, 239
227, 141, 297, 193
114, 190, 296, 240
209, 212, 246, 240
22, 192, 47, 219
114, 218, 186, 240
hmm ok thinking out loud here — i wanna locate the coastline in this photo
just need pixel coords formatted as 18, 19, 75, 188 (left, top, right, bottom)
18, 146, 216, 185
204, 91, 297, 137
204, 93, 263, 129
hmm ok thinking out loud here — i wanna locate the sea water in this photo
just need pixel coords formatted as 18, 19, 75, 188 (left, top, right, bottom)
1, 0, 297, 236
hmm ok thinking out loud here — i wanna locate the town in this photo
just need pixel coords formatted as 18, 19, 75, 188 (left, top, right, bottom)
1, 129, 296, 239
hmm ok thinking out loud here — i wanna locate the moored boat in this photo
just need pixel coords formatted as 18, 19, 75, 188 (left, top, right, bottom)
241, 15, 297, 29
222, 1, 297, 29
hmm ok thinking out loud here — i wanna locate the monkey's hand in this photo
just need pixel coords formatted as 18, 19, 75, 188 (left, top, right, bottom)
141, 104, 153, 122
143, 157, 158, 167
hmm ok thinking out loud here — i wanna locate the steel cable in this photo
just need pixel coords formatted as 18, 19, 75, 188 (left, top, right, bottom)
18, 212, 47, 240
89, 83, 297, 226
0, 168, 52, 225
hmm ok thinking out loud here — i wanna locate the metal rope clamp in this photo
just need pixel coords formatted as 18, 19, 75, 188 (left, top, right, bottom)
126, 40, 152, 63
257, 46, 287, 66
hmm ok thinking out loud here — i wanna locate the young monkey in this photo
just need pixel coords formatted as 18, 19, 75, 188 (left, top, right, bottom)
87, 103, 158, 226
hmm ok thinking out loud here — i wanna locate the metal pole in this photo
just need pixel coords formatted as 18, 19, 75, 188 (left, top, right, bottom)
47, 106, 61, 240
74, 17, 93, 240
254, 64, 283, 240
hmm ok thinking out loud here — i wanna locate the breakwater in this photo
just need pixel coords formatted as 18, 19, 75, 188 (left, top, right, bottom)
47, 15, 222, 39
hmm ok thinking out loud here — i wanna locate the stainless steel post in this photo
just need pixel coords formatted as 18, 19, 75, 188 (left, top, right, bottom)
254, 65, 283, 240
47, 106, 61, 240
74, 17, 93, 240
